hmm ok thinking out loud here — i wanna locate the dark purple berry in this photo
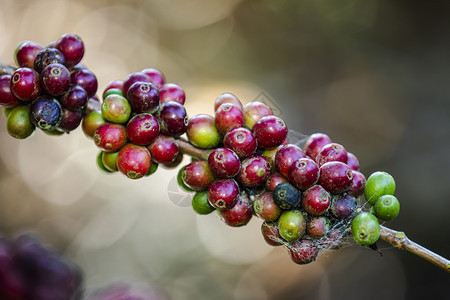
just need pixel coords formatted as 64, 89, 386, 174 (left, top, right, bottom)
57, 108, 83, 132
330, 193, 357, 220
319, 161, 353, 194
208, 148, 241, 179
219, 193, 253, 227
126, 113, 159, 145
126, 81, 160, 114
122, 72, 151, 96
237, 155, 271, 187
55, 33, 85, 67
71, 69, 98, 97
252, 115, 288, 149
223, 127, 257, 159
302, 185, 331, 216
10, 67, 41, 101
85, 96, 102, 114
207, 179, 239, 210
33, 48, 65, 73
214, 103, 244, 135
29, 95, 62, 130
347, 170, 366, 198
159, 83, 185, 105
273, 182, 301, 210
288, 157, 319, 191
275, 144, 306, 177
287, 239, 320, 264
0, 75, 21, 107
304, 133, 332, 160
60, 85, 88, 111
156, 101, 188, 136
316, 143, 348, 166
40, 63, 71, 96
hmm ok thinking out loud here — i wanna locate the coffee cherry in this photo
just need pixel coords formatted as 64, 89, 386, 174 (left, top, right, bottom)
307, 216, 331, 238
254, 192, 282, 221
261, 221, 284, 246
214, 103, 244, 135
85, 96, 102, 114
33, 48, 65, 73
304, 133, 332, 160
146, 161, 159, 176
141, 68, 165, 89
288, 157, 319, 191
237, 155, 271, 187
82, 110, 106, 138
302, 185, 331, 216
208, 148, 241, 179
126, 113, 159, 145
214, 93, 243, 111
287, 239, 320, 264
329, 193, 357, 220
122, 72, 151, 96
347, 170, 366, 198
6, 105, 35, 139
351, 212, 380, 246
126, 81, 160, 114
346, 152, 360, 171
101, 150, 119, 172
253, 116, 288, 149
14, 41, 43, 68
161, 151, 184, 169
364, 171, 396, 205
316, 143, 348, 166
159, 83, 185, 105
93, 123, 127, 152
147, 134, 179, 163
223, 127, 257, 159
57, 108, 83, 132
275, 144, 305, 177
60, 85, 88, 111
10, 67, 42, 101
116, 144, 151, 179
54, 33, 84, 67
177, 166, 194, 192
218, 193, 253, 227
101, 94, 132, 124
318, 161, 353, 194
277, 210, 306, 242
29, 95, 62, 130
243, 101, 273, 129
207, 179, 239, 210
373, 195, 400, 221
0, 75, 21, 107
102, 80, 123, 98
187, 114, 220, 149
273, 182, 301, 210
156, 101, 188, 136
182, 160, 215, 191
70, 69, 98, 98
265, 172, 288, 191
262, 146, 281, 172
96, 151, 113, 173
40, 63, 71, 96
192, 191, 215, 215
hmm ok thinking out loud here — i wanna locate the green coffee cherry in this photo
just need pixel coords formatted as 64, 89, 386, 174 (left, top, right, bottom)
7, 105, 35, 139
192, 191, 215, 215
277, 210, 306, 242
364, 171, 396, 205
177, 166, 194, 192
351, 212, 380, 246
373, 195, 400, 221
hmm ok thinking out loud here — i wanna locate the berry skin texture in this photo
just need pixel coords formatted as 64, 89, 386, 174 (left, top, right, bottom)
302, 185, 331, 216
316, 143, 348, 166
237, 155, 271, 187
10, 67, 42, 101
277, 210, 306, 242
101, 94, 132, 124
93, 123, 127, 152
254, 192, 282, 221
318, 161, 353, 195
122, 72, 151, 96
288, 157, 320, 191
14, 40, 43, 68
275, 144, 306, 177
223, 127, 257, 159
329, 193, 357, 220
347, 170, 366, 198
273, 182, 301, 210
57, 108, 83, 132
304, 133, 332, 160
6, 105, 35, 139
265, 172, 288, 191
208, 148, 241, 179
218, 193, 253, 227
207, 179, 240, 210
346, 152, 360, 171
307, 216, 331, 238
351, 212, 380, 246
29, 95, 63, 130
40, 63, 71, 96
159, 83, 186, 105
288, 239, 320, 264
116, 144, 151, 179
187, 114, 221, 149
261, 222, 284, 246
214, 103, 244, 135
126, 81, 160, 114
147, 134, 179, 163
0, 75, 21, 107
70, 69, 98, 98
55, 33, 85, 67
182, 160, 215, 191
126, 113, 159, 146
156, 101, 188, 136
33, 48, 66, 74
373, 195, 400, 221
364, 171, 396, 205
252, 115, 288, 149
60, 85, 88, 111
192, 191, 215, 215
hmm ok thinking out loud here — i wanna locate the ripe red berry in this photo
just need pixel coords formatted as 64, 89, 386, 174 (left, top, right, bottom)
214, 92, 243, 111
122, 72, 151, 96
207, 179, 239, 210
346, 152, 360, 171
316, 143, 348, 166
147, 134, 179, 163
265, 172, 288, 191
40, 63, 71, 96
218, 193, 253, 227
275, 144, 306, 177
71, 69, 98, 98
252, 116, 288, 149
57, 108, 82, 132
208, 148, 241, 179
306, 216, 331, 238
288, 158, 319, 191
60, 85, 88, 111
287, 239, 320, 264
261, 221, 284, 246
182, 160, 215, 191
347, 170, 366, 198
214, 103, 244, 135
237, 155, 271, 187
159, 83, 185, 105
10, 67, 42, 101
318, 161, 353, 194
253, 192, 281, 221
155, 101, 188, 136
141, 68, 165, 89
102, 80, 123, 98
304, 133, 332, 160
126, 113, 159, 145
126, 81, 160, 114
14, 41, 43, 68
223, 127, 257, 159
0, 75, 21, 107
93, 123, 127, 152
302, 185, 331, 216
55, 33, 85, 67
243, 101, 273, 129
116, 144, 151, 179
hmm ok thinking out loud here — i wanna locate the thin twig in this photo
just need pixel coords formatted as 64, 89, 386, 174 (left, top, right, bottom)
0, 62, 16, 76
380, 225, 450, 273
175, 137, 212, 161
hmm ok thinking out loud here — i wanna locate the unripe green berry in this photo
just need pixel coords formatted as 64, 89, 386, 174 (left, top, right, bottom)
277, 210, 306, 242
373, 195, 400, 221
364, 171, 396, 205
351, 212, 380, 246
192, 191, 215, 215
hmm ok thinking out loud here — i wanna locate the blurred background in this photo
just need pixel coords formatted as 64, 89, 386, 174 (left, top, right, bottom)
0, 0, 449, 299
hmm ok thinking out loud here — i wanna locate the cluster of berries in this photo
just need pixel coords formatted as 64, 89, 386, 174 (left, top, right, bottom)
83, 68, 188, 179
0, 233, 82, 300
0, 33, 100, 138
